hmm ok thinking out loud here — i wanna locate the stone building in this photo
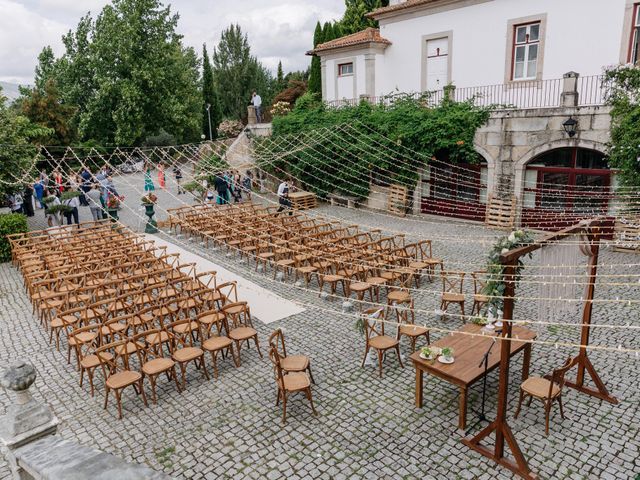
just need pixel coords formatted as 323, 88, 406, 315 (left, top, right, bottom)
307, 0, 636, 229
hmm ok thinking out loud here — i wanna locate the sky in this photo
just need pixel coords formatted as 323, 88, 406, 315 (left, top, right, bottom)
0, 0, 345, 85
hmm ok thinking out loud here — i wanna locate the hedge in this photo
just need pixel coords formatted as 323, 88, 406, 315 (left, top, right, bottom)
0, 213, 28, 262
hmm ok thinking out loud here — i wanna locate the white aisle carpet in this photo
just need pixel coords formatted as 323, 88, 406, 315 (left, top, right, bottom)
145, 234, 305, 324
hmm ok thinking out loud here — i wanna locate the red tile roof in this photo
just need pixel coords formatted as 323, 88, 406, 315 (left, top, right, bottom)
366, 0, 444, 19
307, 27, 391, 55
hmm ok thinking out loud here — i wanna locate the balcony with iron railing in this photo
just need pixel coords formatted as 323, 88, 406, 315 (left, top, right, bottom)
326, 73, 609, 110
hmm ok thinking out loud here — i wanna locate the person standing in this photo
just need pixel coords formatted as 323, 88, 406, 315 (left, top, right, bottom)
33, 180, 44, 208
158, 163, 166, 189
144, 165, 155, 192
214, 173, 229, 205
62, 192, 80, 225
22, 184, 35, 217
232, 172, 242, 203
242, 171, 253, 201
9, 191, 23, 214
276, 180, 292, 216
80, 167, 92, 206
86, 183, 103, 222
251, 91, 262, 123
173, 165, 184, 194
43, 189, 61, 227
52, 170, 64, 195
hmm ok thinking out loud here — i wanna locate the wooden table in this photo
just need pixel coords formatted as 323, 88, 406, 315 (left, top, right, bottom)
410, 323, 537, 429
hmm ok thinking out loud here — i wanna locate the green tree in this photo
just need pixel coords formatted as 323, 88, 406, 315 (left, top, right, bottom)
308, 22, 323, 95
202, 44, 222, 139
212, 24, 255, 120
34, 46, 56, 91
0, 86, 52, 196
19, 80, 77, 145
212, 24, 273, 121
276, 61, 285, 92
340, 0, 384, 35
31, 1, 201, 146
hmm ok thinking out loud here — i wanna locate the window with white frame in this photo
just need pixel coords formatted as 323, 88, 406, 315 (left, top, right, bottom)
629, 4, 640, 64
512, 22, 540, 80
338, 62, 354, 76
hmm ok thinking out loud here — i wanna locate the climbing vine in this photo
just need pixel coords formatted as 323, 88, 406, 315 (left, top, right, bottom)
254, 92, 490, 199
482, 229, 535, 312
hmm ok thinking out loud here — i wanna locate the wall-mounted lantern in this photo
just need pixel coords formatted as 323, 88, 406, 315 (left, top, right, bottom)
563, 116, 578, 137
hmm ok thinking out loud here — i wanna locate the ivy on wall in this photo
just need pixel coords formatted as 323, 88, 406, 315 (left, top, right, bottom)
605, 65, 640, 196
254, 92, 491, 199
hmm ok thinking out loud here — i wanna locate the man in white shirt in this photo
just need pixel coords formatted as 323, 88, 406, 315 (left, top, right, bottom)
252, 91, 262, 123
276, 180, 292, 215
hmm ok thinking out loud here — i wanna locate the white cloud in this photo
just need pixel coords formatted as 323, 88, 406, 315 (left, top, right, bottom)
0, 0, 344, 84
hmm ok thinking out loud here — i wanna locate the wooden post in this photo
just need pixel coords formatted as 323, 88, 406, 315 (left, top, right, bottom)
563, 225, 618, 403
462, 262, 536, 480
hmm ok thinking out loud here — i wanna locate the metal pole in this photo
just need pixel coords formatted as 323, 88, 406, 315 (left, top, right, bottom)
206, 103, 212, 140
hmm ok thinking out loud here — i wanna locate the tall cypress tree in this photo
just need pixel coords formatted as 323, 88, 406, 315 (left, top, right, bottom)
276, 60, 285, 92
202, 44, 221, 139
308, 22, 323, 95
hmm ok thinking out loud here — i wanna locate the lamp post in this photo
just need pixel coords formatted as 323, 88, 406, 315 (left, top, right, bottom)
205, 103, 213, 140
563, 116, 578, 137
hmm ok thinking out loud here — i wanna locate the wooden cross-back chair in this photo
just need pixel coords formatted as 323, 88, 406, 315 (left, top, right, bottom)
132, 329, 181, 404
440, 271, 466, 319
514, 356, 573, 436
223, 301, 262, 365
165, 318, 209, 389
197, 310, 238, 379
268, 329, 314, 383
361, 308, 403, 377
269, 346, 316, 425
471, 271, 489, 316
95, 339, 148, 419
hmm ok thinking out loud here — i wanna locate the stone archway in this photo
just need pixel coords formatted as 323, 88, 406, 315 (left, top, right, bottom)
516, 142, 611, 230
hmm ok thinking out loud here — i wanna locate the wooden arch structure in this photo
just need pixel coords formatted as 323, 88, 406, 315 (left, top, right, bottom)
462, 218, 617, 479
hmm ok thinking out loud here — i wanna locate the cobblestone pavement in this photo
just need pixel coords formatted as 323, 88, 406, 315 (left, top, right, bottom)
1, 171, 638, 479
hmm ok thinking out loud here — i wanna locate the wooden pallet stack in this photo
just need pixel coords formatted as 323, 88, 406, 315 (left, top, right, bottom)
288, 191, 318, 210
387, 184, 408, 217
485, 194, 517, 229
613, 216, 640, 253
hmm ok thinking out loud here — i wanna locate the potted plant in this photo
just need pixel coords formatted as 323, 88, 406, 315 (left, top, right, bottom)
440, 347, 454, 363
420, 346, 435, 360
140, 193, 158, 233
105, 194, 122, 222
471, 315, 488, 326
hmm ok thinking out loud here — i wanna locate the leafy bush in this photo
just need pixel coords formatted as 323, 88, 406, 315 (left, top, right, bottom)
0, 213, 28, 262
256, 93, 490, 199
270, 101, 292, 117
604, 65, 640, 190
217, 119, 244, 139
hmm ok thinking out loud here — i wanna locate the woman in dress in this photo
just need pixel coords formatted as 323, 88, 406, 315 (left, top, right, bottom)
158, 163, 166, 189
144, 165, 155, 192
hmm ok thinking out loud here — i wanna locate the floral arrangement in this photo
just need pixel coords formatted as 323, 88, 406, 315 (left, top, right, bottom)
141, 193, 158, 204
106, 194, 124, 209
217, 119, 244, 139
482, 229, 535, 311
270, 101, 292, 117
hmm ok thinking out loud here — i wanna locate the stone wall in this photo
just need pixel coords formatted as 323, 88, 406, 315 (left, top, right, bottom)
473, 105, 611, 221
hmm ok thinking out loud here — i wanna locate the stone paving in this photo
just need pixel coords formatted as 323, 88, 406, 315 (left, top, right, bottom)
1, 171, 639, 479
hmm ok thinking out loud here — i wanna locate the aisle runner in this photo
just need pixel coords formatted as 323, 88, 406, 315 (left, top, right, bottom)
145, 234, 305, 324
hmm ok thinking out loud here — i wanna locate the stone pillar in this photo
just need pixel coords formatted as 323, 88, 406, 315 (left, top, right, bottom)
247, 106, 257, 125
561, 71, 579, 107
445, 84, 456, 101
364, 53, 376, 99
320, 58, 327, 100
0, 362, 58, 480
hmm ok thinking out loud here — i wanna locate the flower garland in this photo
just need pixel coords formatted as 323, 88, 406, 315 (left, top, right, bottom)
482, 229, 535, 312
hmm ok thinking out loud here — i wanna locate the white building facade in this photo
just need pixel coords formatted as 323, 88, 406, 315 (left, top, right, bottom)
312, 0, 639, 104
307, 0, 638, 230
